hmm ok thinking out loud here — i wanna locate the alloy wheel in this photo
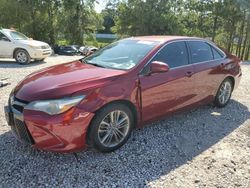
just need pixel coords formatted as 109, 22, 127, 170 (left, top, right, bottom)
218, 81, 232, 105
97, 110, 130, 148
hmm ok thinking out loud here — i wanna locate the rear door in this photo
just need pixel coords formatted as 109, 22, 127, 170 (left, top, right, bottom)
139, 41, 196, 122
187, 40, 226, 104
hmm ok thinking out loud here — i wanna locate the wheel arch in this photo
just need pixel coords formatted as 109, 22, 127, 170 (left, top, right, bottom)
86, 99, 138, 147
13, 48, 29, 58
94, 99, 138, 127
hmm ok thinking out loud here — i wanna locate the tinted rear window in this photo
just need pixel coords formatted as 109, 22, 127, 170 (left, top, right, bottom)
188, 41, 213, 63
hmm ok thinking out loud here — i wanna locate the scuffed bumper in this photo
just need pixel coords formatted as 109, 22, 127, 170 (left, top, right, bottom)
6, 103, 94, 153
24, 108, 94, 153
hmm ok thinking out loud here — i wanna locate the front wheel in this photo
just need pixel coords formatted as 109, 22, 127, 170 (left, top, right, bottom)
214, 78, 233, 107
14, 49, 31, 64
88, 104, 134, 153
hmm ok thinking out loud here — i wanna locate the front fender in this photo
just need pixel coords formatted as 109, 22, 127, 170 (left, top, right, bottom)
77, 76, 142, 126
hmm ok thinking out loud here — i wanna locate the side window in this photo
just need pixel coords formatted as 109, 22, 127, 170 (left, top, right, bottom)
0, 32, 9, 41
152, 41, 189, 68
0, 32, 5, 40
188, 41, 213, 63
211, 46, 224, 59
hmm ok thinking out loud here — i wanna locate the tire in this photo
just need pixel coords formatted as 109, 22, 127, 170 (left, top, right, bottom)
88, 103, 134, 153
14, 49, 31, 64
214, 78, 233, 108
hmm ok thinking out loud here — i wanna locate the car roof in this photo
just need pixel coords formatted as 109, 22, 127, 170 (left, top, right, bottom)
129, 35, 204, 43
1, 28, 15, 32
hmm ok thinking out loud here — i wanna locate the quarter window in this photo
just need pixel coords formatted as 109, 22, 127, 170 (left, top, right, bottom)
152, 41, 189, 68
188, 41, 213, 63
211, 46, 223, 59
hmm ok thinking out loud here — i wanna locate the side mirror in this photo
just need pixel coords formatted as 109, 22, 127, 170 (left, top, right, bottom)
150, 61, 169, 74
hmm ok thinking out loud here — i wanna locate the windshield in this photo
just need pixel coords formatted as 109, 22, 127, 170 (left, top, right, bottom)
9, 31, 28, 40
84, 39, 160, 70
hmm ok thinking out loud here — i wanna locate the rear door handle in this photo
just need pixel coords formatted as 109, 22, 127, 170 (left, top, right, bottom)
186, 71, 194, 77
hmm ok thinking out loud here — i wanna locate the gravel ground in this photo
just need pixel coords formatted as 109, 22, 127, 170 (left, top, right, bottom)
0, 57, 249, 188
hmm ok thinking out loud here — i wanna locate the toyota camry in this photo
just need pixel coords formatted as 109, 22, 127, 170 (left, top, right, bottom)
4, 36, 242, 153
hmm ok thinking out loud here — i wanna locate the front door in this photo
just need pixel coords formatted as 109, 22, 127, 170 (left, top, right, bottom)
139, 41, 196, 122
0, 32, 13, 58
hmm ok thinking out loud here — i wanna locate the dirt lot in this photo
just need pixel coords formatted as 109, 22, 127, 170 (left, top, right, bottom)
0, 57, 249, 187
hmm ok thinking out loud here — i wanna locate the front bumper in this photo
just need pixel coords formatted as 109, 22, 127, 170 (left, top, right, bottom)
4, 106, 34, 145
28, 48, 52, 59
234, 69, 242, 90
4, 97, 94, 153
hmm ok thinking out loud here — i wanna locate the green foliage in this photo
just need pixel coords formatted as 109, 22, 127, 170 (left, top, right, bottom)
0, 0, 102, 45
0, 0, 250, 59
112, 0, 184, 36
113, 0, 250, 60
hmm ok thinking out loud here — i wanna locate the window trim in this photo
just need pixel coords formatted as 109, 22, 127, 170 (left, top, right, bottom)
139, 39, 226, 76
209, 44, 225, 60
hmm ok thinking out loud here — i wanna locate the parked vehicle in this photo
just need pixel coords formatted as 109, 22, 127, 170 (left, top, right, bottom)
56, 45, 81, 56
0, 28, 52, 64
81, 46, 98, 56
79, 46, 86, 54
4, 36, 242, 153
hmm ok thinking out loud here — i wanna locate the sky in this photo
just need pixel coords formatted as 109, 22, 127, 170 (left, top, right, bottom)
94, 1, 107, 13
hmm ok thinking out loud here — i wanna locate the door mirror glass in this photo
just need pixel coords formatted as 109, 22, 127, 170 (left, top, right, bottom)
150, 61, 169, 74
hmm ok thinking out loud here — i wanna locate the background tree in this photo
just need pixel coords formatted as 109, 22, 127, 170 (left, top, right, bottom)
0, 0, 249, 59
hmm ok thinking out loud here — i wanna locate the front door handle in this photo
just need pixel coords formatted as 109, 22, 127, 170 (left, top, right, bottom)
220, 63, 225, 68
186, 71, 194, 77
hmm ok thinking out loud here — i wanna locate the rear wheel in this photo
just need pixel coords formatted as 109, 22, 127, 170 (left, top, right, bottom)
214, 78, 233, 107
88, 103, 134, 153
14, 49, 31, 64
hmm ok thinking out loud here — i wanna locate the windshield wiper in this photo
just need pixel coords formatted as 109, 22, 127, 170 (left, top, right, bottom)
81, 59, 106, 68
88, 62, 107, 68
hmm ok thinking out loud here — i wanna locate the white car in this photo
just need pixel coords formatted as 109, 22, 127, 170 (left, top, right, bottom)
0, 28, 52, 64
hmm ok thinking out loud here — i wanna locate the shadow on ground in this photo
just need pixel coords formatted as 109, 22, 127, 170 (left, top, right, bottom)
0, 59, 46, 68
0, 100, 249, 186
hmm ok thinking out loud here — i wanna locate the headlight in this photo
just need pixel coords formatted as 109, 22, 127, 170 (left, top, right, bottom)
29, 45, 41, 49
25, 95, 85, 115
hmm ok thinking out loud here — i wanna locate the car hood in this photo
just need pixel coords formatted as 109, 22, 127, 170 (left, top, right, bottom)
17, 39, 49, 47
14, 61, 125, 101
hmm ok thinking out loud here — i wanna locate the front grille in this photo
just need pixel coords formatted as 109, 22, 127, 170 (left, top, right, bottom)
11, 97, 29, 113
42, 52, 51, 55
13, 104, 24, 113
15, 97, 29, 104
12, 119, 34, 144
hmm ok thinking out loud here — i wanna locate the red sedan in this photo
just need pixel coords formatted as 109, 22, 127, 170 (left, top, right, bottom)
4, 36, 242, 153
